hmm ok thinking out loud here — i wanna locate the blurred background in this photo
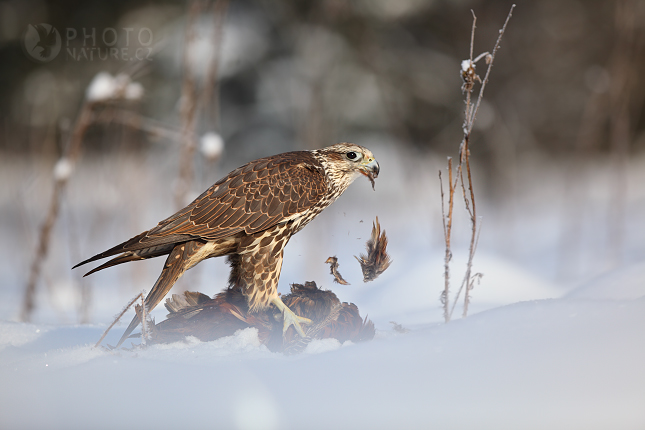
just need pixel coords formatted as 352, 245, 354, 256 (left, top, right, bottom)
1, 0, 645, 327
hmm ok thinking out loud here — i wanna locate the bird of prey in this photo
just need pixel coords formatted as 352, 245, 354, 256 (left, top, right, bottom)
32, 24, 58, 59
74, 143, 379, 347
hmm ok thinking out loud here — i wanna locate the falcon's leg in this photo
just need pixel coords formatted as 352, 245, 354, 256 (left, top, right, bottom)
270, 295, 312, 337
235, 226, 312, 338
115, 240, 211, 348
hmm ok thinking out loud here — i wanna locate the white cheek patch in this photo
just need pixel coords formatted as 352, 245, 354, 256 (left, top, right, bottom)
349, 170, 362, 183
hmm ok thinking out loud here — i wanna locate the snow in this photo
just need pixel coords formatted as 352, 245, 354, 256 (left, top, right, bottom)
85, 72, 116, 101
0, 321, 52, 350
200, 132, 225, 161
303, 338, 343, 354
565, 262, 645, 300
53, 157, 74, 181
2, 149, 645, 429
85, 72, 144, 102
1, 234, 644, 429
1, 293, 643, 430
461, 59, 473, 72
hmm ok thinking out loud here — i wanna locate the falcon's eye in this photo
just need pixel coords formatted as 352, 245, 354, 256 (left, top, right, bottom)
346, 151, 358, 160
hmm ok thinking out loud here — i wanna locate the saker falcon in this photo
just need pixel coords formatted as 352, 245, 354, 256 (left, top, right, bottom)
73, 143, 379, 347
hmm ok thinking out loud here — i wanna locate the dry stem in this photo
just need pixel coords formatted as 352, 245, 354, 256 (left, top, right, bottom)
175, 0, 229, 209
175, 0, 202, 209
438, 5, 514, 322
201, 0, 229, 127
21, 103, 94, 322
135, 293, 150, 345
439, 158, 454, 322
94, 292, 144, 348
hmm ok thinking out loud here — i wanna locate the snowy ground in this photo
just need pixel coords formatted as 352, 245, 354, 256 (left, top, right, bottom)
1, 282, 643, 430
1, 146, 645, 429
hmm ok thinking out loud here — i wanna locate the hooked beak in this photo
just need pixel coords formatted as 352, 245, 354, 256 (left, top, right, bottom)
360, 158, 379, 190
364, 158, 379, 178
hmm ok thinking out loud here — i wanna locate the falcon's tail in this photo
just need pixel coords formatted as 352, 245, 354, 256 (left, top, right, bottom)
115, 240, 207, 348
72, 231, 151, 270
79, 244, 176, 277
82, 253, 145, 277
72, 230, 196, 273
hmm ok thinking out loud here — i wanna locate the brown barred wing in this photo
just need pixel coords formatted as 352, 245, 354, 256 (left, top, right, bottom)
73, 151, 328, 269
145, 151, 328, 241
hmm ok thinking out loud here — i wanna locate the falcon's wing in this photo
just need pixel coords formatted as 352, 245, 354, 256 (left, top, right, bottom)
150, 151, 327, 239
74, 151, 327, 268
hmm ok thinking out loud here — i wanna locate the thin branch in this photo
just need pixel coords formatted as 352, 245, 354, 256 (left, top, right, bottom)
140, 293, 149, 344
469, 10, 476, 62
467, 5, 515, 134
201, 0, 229, 129
94, 292, 144, 348
439, 5, 514, 321
439, 157, 455, 322
175, 0, 202, 209
22, 72, 146, 322
449, 217, 484, 319
21, 102, 94, 322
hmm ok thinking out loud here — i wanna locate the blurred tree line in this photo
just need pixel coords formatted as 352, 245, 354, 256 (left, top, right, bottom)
1, 0, 644, 169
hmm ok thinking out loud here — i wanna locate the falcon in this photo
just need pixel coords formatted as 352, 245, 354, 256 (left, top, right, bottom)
73, 143, 379, 347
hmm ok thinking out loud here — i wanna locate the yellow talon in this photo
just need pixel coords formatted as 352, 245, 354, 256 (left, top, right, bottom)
270, 296, 312, 337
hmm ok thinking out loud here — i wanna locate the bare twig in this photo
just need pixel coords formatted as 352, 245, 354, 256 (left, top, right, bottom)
93, 109, 188, 142
439, 158, 455, 322
389, 321, 410, 334
201, 0, 229, 128
466, 6, 515, 135
450, 217, 483, 319
175, 0, 203, 209
21, 103, 94, 322
94, 292, 144, 348
438, 5, 514, 321
134, 293, 151, 345
22, 72, 145, 322
175, 0, 229, 209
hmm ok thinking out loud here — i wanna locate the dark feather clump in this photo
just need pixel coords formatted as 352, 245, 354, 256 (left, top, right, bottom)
355, 217, 392, 282
146, 281, 375, 354
148, 287, 264, 345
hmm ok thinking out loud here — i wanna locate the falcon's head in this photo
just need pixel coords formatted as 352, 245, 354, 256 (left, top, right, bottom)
313, 143, 380, 191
